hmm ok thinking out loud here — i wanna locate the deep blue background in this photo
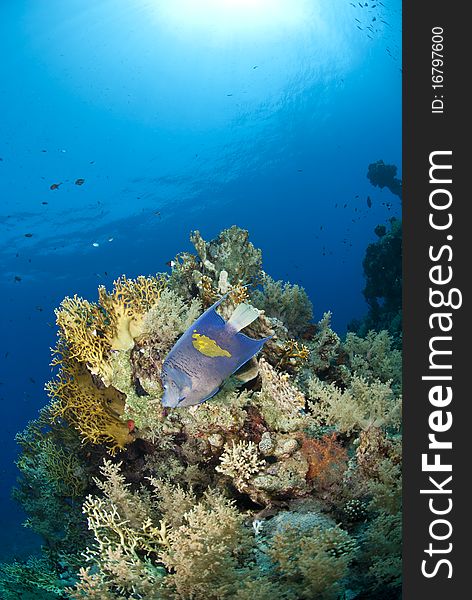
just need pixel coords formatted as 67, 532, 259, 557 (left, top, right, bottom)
0, 0, 401, 560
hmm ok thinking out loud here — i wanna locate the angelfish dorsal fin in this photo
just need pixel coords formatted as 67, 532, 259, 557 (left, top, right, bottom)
227, 302, 261, 333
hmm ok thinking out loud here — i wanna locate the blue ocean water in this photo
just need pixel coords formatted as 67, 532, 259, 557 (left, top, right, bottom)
0, 0, 401, 561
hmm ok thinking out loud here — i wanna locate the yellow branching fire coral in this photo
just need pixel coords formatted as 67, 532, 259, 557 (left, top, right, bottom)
229, 281, 250, 305
277, 339, 310, 369
55, 295, 111, 380
46, 350, 131, 454
98, 274, 167, 351
55, 275, 167, 380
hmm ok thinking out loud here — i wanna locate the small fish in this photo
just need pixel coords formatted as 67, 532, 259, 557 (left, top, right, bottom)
50, 183, 62, 190
166, 260, 176, 268
108, 237, 114, 242
161, 297, 270, 408
75, 178, 85, 185
367, 196, 372, 208
42, 201, 48, 205
24, 233, 33, 238
92, 242, 99, 247
14, 275, 22, 282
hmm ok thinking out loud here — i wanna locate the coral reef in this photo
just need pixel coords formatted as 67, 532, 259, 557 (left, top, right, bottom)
367, 160, 402, 199
350, 217, 402, 343
4, 226, 402, 599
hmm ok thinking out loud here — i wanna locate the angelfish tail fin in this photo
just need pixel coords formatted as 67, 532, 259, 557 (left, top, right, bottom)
227, 302, 261, 332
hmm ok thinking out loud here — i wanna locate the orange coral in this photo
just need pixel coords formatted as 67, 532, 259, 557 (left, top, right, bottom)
300, 433, 348, 486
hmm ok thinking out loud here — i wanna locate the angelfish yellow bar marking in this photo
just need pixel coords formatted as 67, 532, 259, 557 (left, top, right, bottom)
192, 332, 231, 358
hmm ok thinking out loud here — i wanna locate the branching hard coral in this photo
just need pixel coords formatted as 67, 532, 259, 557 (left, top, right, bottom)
268, 524, 357, 599
216, 440, 265, 488
46, 351, 131, 453
251, 274, 313, 337
308, 375, 401, 434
